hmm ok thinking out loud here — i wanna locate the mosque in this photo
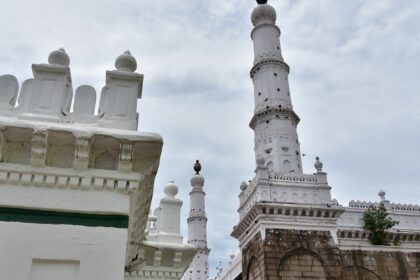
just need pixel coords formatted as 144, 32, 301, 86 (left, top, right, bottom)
0, 1, 419, 280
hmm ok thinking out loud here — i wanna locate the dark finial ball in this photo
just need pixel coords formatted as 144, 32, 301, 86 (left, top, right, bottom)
194, 160, 201, 175
256, 0, 268, 4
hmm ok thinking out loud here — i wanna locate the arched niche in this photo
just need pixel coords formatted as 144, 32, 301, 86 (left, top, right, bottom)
89, 135, 119, 170
46, 130, 75, 168
278, 248, 328, 280
1, 127, 33, 165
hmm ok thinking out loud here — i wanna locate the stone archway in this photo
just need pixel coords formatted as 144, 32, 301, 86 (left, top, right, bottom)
278, 248, 328, 279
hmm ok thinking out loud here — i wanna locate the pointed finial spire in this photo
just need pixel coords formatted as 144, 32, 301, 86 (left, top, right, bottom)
48, 48, 70, 66
194, 160, 201, 175
115, 50, 137, 72
378, 190, 386, 201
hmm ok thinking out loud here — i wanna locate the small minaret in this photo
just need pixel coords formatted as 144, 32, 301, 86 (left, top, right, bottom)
250, 0, 303, 175
184, 160, 210, 280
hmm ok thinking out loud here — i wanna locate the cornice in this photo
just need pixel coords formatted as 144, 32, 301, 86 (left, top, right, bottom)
250, 58, 290, 78
249, 107, 300, 129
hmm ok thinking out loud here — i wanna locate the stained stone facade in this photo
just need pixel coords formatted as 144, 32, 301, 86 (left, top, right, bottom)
241, 229, 420, 280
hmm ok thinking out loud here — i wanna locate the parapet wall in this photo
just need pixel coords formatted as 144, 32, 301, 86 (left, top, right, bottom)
0, 49, 143, 130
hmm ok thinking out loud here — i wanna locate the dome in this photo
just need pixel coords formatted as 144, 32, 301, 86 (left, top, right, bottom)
164, 181, 178, 198
191, 174, 205, 188
251, 3, 276, 27
48, 48, 70, 67
115, 50, 137, 72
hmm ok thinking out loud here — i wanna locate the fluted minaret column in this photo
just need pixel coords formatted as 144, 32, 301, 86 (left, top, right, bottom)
250, 0, 303, 175
184, 160, 209, 280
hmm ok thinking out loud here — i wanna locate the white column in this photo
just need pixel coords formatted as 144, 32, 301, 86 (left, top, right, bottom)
184, 161, 209, 280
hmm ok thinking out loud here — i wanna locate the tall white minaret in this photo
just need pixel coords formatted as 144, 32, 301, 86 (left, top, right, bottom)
183, 160, 209, 280
250, 0, 303, 175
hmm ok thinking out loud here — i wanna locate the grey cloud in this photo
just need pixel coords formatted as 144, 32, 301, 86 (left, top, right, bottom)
1, 0, 420, 277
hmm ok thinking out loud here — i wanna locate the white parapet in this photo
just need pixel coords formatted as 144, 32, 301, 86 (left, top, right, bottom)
0, 49, 163, 280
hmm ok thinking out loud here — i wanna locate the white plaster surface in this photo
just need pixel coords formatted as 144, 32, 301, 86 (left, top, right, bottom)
0, 183, 130, 214
0, 222, 127, 280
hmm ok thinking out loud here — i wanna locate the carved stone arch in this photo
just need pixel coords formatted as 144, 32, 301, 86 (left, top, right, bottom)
278, 247, 329, 279
89, 135, 120, 170
246, 256, 263, 280
343, 265, 382, 280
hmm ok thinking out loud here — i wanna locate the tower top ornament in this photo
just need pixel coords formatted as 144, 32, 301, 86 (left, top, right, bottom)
194, 160, 201, 175
256, 0, 267, 4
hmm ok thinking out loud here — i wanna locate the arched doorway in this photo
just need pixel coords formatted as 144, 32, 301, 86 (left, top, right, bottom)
278, 248, 328, 279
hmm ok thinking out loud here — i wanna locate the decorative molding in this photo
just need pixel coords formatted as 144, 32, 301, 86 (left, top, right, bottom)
232, 202, 343, 240
250, 58, 290, 78
0, 164, 139, 193
31, 129, 47, 167
119, 141, 134, 172
74, 136, 90, 170
249, 107, 300, 129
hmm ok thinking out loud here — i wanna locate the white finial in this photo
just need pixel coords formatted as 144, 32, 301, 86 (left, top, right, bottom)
240, 181, 248, 191
251, 2, 276, 27
314, 156, 323, 172
115, 50, 137, 72
164, 180, 178, 198
48, 48, 70, 66
378, 189, 386, 201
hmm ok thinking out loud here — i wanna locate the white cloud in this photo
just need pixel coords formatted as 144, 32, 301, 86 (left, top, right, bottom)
1, 0, 420, 277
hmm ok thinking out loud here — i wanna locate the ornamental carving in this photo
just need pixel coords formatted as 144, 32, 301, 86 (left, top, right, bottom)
120, 141, 133, 163
31, 130, 47, 166
75, 137, 90, 161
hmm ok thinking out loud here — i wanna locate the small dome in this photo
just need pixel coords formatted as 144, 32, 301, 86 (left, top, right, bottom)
164, 181, 178, 198
115, 50, 137, 72
251, 3, 276, 27
240, 181, 248, 191
314, 156, 323, 172
191, 174, 205, 188
48, 48, 70, 67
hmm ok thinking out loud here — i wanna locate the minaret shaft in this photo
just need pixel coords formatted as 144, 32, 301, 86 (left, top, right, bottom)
250, 5, 303, 175
184, 161, 209, 280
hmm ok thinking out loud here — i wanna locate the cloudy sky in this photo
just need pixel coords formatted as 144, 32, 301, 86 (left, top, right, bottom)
1, 0, 420, 277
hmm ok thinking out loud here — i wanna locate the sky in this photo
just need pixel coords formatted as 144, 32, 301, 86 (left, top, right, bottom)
1, 0, 420, 278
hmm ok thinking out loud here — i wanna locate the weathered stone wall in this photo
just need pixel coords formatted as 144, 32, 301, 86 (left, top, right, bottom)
241, 229, 420, 280
341, 250, 420, 280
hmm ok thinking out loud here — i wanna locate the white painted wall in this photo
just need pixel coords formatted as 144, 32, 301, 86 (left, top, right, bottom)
0, 222, 127, 280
